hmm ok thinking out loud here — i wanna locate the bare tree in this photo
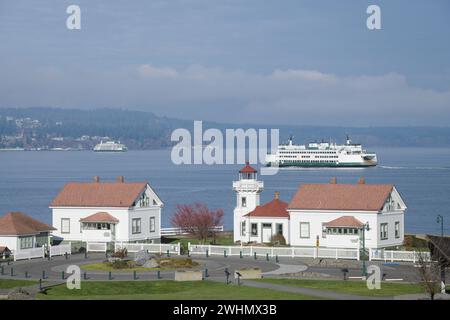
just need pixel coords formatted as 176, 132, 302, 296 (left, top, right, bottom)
172, 203, 224, 244
416, 252, 442, 300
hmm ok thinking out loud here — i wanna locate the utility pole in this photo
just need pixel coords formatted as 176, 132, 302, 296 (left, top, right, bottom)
360, 222, 370, 277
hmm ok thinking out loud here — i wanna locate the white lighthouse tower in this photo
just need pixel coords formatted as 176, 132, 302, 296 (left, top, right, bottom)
233, 162, 264, 243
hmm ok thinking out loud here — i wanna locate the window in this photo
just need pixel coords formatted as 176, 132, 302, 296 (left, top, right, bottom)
251, 223, 258, 236
150, 217, 156, 233
322, 223, 327, 238
132, 218, 141, 234
241, 221, 246, 236
241, 197, 247, 207
300, 222, 310, 238
276, 223, 283, 235
380, 223, 388, 240
61, 218, 70, 234
395, 221, 400, 238
20, 236, 33, 249
139, 193, 150, 207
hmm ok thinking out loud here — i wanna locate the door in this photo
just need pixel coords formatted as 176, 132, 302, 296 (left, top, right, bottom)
262, 223, 272, 243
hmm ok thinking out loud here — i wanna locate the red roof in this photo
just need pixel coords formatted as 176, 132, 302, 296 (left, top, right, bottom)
80, 212, 119, 223
288, 183, 394, 211
239, 161, 257, 174
50, 181, 148, 208
244, 198, 289, 218
0, 212, 56, 236
324, 216, 364, 228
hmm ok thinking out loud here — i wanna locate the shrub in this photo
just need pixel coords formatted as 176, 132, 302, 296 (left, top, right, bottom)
112, 248, 128, 259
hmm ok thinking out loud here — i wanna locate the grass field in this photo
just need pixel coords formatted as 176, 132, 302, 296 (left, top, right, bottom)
0, 279, 37, 289
256, 278, 425, 297
37, 280, 320, 300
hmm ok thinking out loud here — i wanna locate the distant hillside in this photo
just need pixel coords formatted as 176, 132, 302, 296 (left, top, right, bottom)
1, 107, 450, 149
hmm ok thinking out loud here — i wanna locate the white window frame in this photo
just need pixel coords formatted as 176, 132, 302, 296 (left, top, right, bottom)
61, 218, 70, 234
251, 223, 258, 236
300, 222, 310, 239
241, 221, 246, 236
395, 221, 400, 239
20, 236, 34, 249
150, 217, 156, 233
132, 218, 141, 234
380, 223, 388, 240
241, 197, 247, 207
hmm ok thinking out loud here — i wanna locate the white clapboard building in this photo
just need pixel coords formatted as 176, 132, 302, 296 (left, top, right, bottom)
50, 176, 163, 244
233, 164, 407, 249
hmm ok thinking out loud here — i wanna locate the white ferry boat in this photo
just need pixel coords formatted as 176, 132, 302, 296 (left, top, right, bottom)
93, 141, 127, 152
265, 136, 377, 168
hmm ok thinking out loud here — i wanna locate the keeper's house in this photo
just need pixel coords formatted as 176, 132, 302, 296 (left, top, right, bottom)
288, 177, 407, 249
50, 176, 163, 244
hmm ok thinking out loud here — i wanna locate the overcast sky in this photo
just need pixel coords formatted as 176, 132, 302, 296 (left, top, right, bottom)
0, 0, 449, 126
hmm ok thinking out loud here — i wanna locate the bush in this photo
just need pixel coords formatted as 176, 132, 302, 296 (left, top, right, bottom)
112, 248, 128, 259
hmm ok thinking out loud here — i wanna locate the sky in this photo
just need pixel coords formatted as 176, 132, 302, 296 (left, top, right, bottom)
0, 0, 449, 126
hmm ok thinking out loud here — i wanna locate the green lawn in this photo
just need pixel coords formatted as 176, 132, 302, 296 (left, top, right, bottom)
37, 280, 320, 300
256, 278, 425, 297
0, 279, 37, 289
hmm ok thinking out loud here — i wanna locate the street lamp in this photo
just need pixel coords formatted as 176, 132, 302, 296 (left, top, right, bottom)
360, 222, 370, 277
436, 215, 444, 237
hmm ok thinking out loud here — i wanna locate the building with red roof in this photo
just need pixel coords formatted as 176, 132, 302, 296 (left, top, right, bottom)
50, 176, 163, 244
0, 211, 55, 253
233, 163, 407, 248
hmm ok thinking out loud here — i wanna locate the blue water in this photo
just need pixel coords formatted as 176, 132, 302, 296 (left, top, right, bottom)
0, 148, 449, 235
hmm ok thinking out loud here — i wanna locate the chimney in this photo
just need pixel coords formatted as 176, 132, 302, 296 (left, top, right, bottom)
117, 176, 124, 183
274, 191, 280, 199
330, 177, 337, 184
357, 177, 366, 184
93, 176, 100, 183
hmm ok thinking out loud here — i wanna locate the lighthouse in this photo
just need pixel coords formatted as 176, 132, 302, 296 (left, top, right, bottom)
232, 161, 264, 243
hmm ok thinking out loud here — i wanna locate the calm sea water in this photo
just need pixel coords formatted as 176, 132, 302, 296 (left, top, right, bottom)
0, 148, 449, 235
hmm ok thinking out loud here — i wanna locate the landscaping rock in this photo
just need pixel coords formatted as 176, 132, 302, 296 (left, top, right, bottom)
134, 250, 150, 266
8, 288, 34, 300
143, 258, 159, 268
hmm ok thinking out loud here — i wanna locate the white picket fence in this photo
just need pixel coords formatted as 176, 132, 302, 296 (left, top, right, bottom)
49, 243, 71, 257
161, 226, 224, 236
86, 242, 108, 253
115, 242, 181, 255
187, 244, 360, 260
369, 248, 430, 263
13, 247, 45, 261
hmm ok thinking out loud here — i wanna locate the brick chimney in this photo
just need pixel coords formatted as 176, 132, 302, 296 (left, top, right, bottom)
93, 176, 100, 183
117, 176, 124, 183
357, 177, 366, 184
330, 177, 337, 184
274, 191, 280, 199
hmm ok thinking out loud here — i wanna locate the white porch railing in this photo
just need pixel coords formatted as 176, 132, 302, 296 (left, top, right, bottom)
369, 248, 430, 263
87, 242, 108, 253
160, 226, 224, 236
13, 247, 45, 261
50, 243, 71, 257
114, 242, 181, 255
187, 244, 361, 260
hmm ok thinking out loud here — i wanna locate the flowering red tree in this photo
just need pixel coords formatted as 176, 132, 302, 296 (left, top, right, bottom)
171, 203, 224, 244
